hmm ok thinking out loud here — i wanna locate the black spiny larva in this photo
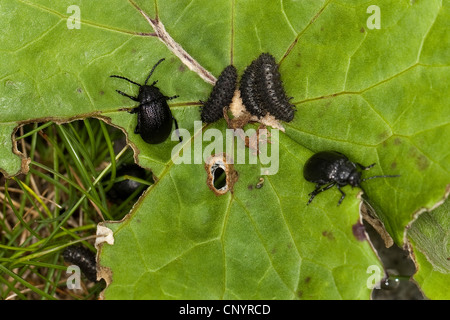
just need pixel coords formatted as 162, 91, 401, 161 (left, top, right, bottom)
239, 58, 267, 118
240, 53, 295, 122
201, 65, 238, 123
63, 246, 97, 282
255, 53, 295, 122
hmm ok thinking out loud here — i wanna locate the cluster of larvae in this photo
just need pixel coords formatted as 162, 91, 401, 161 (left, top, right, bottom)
200, 53, 295, 126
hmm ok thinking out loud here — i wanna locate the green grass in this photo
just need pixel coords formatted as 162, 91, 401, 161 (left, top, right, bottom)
0, 119, 150, 300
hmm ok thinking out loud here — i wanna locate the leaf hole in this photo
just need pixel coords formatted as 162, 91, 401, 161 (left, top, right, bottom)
212, 165, 227, 191
205, 153, 238, 196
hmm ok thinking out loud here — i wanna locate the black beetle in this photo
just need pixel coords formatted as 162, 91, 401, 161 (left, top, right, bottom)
303, 150, 400, 205
106, 163, 149, 201
110, 58, 181, 144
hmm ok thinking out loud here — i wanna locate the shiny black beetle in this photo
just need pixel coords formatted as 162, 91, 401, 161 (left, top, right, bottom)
110, 58, 181, 144
303, 150, 400, 205
106, 163, 148, 201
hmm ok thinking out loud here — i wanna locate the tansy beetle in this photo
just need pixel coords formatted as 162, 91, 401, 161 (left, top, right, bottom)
110, 58, 181, 144
303, 150, 400, 205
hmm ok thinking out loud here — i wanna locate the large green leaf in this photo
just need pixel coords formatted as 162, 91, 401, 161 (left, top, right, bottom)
1, 0, 449, 299
408, 195, 450, 300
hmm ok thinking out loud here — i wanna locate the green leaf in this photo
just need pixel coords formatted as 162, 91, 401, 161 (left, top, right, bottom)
0, 123, 23, 177
408, 196, 450, 300
1, 0, 449, 299
100, 133, 380, 299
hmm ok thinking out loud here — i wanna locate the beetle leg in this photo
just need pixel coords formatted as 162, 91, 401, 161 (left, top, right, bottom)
356, 162, 376, 171
166, 95, 179, 101
310, 183, 335, 195
172, 117, 182, 142
307, 183, 335, 205
116, 90, 139, 102
128, 107, 139, 114
336, 185, 346, 206
134, 114, 141, 134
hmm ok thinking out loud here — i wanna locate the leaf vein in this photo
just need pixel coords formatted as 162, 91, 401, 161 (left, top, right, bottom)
416, 2, 442, 63
12, 20, 62, 54
280, 0, 332, 64
280, 0, 297, 36
219, 195, 234, 300
233, 196, 295, 295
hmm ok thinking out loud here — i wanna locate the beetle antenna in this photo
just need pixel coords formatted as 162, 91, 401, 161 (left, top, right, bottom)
145, 58, 165, 85
361, 175, 400, 182
110, 75, 141, 87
